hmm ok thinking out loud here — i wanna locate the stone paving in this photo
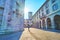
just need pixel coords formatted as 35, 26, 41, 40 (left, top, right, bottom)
20, 28, 60, 40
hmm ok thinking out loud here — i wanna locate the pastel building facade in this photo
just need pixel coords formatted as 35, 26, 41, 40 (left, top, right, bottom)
32, 0, 60, 30
28, 12, 32, 26
32, 12, 40, 28
24, 19, 29, 28
0, 0, 25, 34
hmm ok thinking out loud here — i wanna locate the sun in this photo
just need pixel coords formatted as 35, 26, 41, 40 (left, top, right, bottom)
24, 7, 29, 13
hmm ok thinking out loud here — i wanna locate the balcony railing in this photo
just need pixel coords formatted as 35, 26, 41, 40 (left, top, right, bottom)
40, 15, 47, 19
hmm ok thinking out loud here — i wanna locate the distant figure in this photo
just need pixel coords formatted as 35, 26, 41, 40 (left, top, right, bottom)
28, 24, 30, 30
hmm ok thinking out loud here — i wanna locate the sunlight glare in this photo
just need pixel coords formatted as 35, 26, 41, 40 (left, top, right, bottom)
24, 7, 29, 13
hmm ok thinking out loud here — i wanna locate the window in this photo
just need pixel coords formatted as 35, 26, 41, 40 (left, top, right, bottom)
0, 16, 3, 20
0, 8, 4, 14
39, 15, 40, 18
41, 8, 43, 12
0, 9, 3, 23
0, 0, 6, 6
52, 4, 58, 11
8, 19, 11, 22
37, 16, 38, 19
52, 0, 56, 3
0, 20, 2, 22
7, 16, 12, 22
37, 13, 38, 16
39, 11, 40, 15
45, 2, 49, 8
0, 20, 2, 26
42, 13, 44, 16
7, 23, 11, 26
46, 9, 50, 14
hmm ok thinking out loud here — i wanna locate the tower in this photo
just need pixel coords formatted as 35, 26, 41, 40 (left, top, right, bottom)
28, 12, 32, 26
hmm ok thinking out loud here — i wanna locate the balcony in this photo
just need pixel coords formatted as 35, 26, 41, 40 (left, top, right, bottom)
40, 15, 47, 19
7, 15, 12, 22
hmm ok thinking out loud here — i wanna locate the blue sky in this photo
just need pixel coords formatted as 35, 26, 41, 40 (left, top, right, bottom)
24, 0, 46, 19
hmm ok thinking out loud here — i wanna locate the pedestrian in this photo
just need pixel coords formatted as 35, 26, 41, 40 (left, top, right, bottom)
28, 24, 30, 30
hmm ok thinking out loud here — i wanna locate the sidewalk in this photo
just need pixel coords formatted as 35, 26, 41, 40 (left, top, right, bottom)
20, 28, 36, 40
20, 28, 60, 40
0, 31, 23, 40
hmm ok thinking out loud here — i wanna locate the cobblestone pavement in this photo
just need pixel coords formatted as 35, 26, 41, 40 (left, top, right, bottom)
20, 28, 60, 40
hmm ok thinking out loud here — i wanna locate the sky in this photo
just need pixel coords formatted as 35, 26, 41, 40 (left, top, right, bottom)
24, 0, 46, 19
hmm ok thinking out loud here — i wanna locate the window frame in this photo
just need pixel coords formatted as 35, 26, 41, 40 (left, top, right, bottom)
52, 0, 56, 3
52, 3, 58, 11
46, 9, 50, 14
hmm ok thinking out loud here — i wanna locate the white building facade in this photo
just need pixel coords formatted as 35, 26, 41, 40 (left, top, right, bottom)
32, 0, 60, 30
0, 0, 25, 34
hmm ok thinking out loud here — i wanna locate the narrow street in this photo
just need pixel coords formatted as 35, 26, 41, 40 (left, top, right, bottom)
20, 28, 60, 40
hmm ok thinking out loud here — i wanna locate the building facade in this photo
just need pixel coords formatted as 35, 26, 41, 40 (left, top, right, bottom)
28, 12, 32, 26
28, 12, 32, 20
24, 12, 33, 28
0, 0, 25, 34
32, 0, 60, 30
32, 12, 40, 28
24, 19, 29, 28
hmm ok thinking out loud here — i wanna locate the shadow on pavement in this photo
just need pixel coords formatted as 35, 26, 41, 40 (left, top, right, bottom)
31, 27, 60, 33
0, 31, 23, 40
28, 29, 41, 40
40, 29, 60, 33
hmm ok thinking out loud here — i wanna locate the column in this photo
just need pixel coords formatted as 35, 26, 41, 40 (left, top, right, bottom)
51, 17, 55, 30
41, 20, 43, 29
2, 0, 11, 30
38, 21, 40, 28
45, 18, 47, 30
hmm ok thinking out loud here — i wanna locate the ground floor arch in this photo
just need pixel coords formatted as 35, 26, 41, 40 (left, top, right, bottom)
42, 20, 45, 29
39, 21, 41, 28
47, 18, 51, 29
54, 15, 60, 30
